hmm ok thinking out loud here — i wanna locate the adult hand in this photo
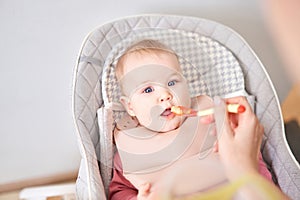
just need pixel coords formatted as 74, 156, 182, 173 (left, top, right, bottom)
213, 96, 264, 180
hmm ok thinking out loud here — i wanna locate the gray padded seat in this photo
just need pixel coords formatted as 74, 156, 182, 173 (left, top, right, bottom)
72, 14, 300, 199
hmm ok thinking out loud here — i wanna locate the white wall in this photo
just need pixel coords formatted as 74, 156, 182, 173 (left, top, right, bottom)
0, 0, 291, 184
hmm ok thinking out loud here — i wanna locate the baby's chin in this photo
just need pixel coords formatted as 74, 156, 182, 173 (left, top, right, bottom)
145, 117, 184, 133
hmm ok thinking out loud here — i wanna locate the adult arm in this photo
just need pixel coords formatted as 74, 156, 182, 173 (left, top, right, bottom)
213, 96, 289, 199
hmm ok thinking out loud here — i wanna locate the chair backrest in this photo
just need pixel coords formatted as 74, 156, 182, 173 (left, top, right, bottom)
72, 14, 300, 199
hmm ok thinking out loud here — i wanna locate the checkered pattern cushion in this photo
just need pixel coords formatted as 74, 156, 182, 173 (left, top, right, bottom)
102, 29, 245, 107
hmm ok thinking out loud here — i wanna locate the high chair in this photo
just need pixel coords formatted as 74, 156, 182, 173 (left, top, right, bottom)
72, 14, 300, 199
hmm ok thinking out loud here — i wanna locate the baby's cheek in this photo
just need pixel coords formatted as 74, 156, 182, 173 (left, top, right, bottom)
173, 86, 191, 107
178, 91, 191, 108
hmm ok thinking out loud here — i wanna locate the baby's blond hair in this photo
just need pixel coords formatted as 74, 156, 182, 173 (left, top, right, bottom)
115, 39, 178, 80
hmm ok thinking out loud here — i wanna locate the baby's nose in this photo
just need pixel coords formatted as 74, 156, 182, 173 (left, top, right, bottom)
160, 92, 172, 102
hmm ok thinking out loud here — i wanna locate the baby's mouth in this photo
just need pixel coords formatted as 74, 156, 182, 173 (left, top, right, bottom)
160, 108, 175, 119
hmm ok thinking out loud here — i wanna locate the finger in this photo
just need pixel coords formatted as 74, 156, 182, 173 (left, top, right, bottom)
139, 183, 151, 196
225, 96, 253, 115
199, 114, 214, 124
227, 97, 256, 128
143, 183, 151, 193
213, 96, 233, 140
225, 96, 245, 105
213, 140, 219, 152
228, 113, 238, 129
210, 125, 217, 136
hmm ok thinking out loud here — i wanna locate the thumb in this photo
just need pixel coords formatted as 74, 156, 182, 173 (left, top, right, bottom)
140, 183, 151, 196
213, 96, 232, 140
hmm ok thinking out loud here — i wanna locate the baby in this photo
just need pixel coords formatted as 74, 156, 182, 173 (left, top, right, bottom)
109, 40, 272, 200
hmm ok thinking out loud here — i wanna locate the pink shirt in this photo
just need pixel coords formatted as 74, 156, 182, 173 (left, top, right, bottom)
109, 152, 138, 200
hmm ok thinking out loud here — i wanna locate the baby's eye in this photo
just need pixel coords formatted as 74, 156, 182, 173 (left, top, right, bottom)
143, 87, 154, 93
168, 80, 176, 86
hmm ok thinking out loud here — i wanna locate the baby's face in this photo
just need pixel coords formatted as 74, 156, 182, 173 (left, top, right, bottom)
119, 52, 191, 132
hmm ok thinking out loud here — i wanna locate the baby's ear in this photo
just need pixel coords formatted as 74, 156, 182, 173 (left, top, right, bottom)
120, 96, 135, 116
